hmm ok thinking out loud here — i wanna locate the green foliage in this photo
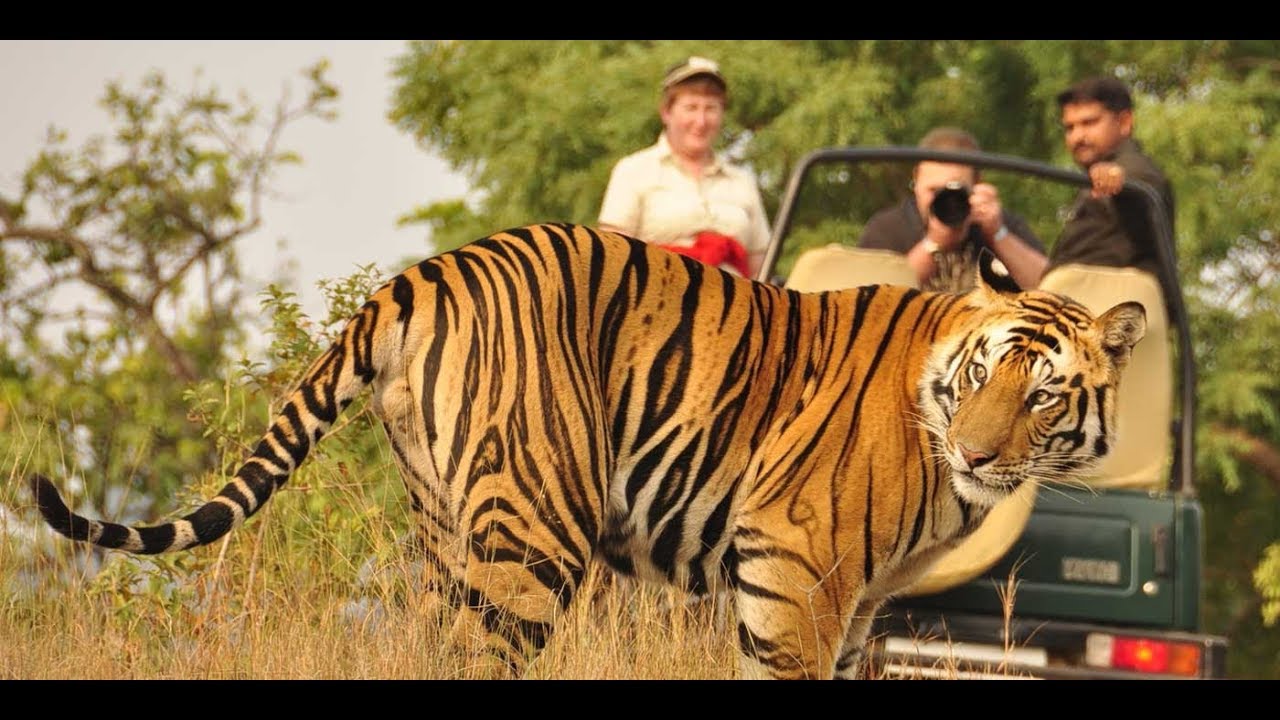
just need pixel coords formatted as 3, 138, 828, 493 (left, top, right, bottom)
772, 219, 865, 280
20, 270, 409, 640
86, 552, 201, 631
1201, 468, 1280, 677
1257, 543, 1280, 627
315, 263, 387, 331
2, 62, 402, 654
0, 62, 338, 514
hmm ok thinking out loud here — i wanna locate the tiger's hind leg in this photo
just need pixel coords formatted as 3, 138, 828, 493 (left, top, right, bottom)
445, 475, 597, 678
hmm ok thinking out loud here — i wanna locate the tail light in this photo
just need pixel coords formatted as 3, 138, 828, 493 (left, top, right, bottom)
1085, 633, 1202, 677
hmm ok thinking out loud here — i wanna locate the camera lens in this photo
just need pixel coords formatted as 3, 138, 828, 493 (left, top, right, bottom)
930, 181, 971, 228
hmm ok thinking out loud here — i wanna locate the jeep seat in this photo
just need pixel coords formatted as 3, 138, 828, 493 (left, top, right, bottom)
783, 244, 918, 292
1036, 263, 1172, 490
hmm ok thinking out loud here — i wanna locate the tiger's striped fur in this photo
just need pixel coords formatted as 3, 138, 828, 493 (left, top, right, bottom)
30, 222, 1145, 679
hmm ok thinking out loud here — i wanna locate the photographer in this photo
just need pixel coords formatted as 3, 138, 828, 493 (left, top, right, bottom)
858, 127, 1047, 291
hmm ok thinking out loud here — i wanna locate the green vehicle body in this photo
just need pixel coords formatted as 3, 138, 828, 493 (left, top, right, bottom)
911, 488, 1204, 630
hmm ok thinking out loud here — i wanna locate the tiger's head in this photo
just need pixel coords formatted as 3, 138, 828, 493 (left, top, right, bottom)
918, 254, 1147, 508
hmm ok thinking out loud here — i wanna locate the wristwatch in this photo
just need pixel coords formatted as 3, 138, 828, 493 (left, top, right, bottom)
920, 238, 940, 255
992, 224, 1010, 243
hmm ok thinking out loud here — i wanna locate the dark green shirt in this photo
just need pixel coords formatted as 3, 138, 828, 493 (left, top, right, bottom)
1048, 138, 1175, 278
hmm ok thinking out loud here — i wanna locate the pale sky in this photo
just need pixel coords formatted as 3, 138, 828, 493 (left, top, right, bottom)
0, 39, 469, 331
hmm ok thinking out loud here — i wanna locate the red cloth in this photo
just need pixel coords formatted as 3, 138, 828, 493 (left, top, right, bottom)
659, 231, 750, 277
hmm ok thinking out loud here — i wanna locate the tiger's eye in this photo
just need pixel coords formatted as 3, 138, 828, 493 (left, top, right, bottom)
968, 362, 987, 385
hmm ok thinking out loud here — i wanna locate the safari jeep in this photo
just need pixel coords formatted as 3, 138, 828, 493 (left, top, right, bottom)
758, 146, 1229, 679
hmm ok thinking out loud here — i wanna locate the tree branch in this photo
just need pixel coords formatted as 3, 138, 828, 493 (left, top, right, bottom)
0, 224, 90, 253
1, 221, 198, 381
1213, 424, 1280, 492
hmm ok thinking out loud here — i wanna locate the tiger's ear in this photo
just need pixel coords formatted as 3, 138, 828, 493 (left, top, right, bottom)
973, 248, 1021, 297
1095, 301, 1147, 371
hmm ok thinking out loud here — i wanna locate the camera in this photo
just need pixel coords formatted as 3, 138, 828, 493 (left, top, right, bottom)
929, 181, 972, 228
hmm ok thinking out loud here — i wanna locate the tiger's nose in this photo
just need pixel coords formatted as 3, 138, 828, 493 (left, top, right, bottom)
959, 444, 994, 469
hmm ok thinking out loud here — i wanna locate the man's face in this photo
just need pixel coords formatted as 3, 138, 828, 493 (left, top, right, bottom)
913, 161, 976, 223
1061, 101, 1133, 168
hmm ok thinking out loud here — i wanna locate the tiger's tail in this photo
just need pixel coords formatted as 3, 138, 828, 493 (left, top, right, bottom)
29, 276, 407, 555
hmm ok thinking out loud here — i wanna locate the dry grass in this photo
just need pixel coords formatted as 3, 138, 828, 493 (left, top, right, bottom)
1, 478, 743, 680
3, 552, 1032, 680
0, 417, 742, 680
0, 564, 740, 679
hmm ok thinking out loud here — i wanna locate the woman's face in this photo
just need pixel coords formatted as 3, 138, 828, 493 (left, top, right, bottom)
660, 89, 724, 162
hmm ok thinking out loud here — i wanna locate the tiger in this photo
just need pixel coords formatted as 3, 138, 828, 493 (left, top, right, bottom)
29, 222, 1146, 679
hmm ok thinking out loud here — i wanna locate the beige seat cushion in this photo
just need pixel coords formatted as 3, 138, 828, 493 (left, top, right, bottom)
904, 481, 1039, 596
784, 245, 918, 292
1037, 264, 1172, 490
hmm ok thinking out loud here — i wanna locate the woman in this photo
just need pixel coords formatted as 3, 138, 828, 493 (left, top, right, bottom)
598, 56, 771, 278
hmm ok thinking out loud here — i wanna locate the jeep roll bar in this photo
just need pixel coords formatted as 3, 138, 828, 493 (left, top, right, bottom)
758, 147, 1195, 495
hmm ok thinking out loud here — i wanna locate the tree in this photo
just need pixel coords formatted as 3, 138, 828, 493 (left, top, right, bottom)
388, 40, 1280, 677
0, 62, 339, 513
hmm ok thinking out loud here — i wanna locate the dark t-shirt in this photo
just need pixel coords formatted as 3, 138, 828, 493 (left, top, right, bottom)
857, 197, 1045, 291
1048, 138, 1175, 280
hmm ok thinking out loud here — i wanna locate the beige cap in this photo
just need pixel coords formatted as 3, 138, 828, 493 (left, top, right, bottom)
662, 56, 725, 90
